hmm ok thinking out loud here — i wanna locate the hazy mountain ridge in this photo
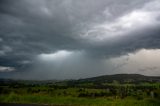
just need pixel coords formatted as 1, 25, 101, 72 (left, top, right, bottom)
77, 74, 160, 83
0, 74, 160, 85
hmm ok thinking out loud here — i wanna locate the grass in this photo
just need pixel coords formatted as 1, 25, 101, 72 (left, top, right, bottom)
0, 92, 160, 106
0, 82, 160, 106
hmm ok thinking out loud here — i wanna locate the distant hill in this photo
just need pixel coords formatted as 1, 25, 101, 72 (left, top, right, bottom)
0, 74, 160, 85
76, 74, 160, 84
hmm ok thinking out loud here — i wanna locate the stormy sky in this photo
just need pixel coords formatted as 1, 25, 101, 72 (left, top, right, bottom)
0, 0, 160, 80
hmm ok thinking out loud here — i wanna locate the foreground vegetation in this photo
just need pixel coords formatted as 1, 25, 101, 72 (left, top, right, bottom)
0, 74, 160, 106
1, 93, 160, 106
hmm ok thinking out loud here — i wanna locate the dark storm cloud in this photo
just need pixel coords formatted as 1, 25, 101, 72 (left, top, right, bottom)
0, 0, 160, 79
86, 26, 160, 58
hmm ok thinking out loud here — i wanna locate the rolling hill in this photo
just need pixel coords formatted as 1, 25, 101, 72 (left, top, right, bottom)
74, 74, 160, 84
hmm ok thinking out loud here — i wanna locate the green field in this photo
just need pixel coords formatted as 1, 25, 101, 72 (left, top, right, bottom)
0, 93, 160, 106
0, 80, 160, 106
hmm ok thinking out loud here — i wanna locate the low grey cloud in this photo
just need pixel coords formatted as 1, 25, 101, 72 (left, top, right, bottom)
0, 0, 160, 79
0, 66, 15, 72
